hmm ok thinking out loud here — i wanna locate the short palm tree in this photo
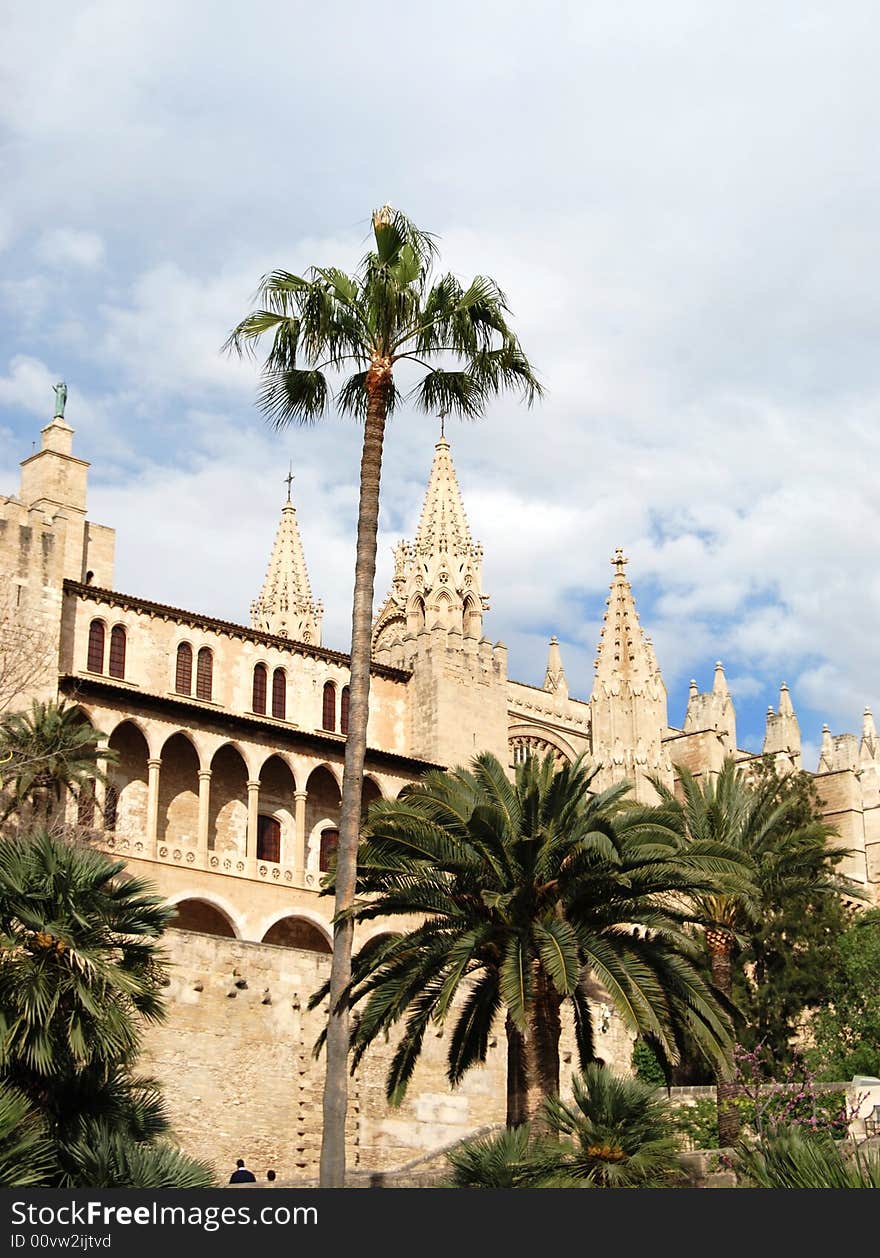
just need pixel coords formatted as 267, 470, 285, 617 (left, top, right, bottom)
734, 1125, 880, 1189
225, 206, 541, 1185
544, 1062, 682, 1187
0, 830, 173, 1092
445, 1125, 567, 1189
0, 1083, 56, 1186
654, 758, 845, 1146
0, 698, 111, 824
313, 751, 734, 1126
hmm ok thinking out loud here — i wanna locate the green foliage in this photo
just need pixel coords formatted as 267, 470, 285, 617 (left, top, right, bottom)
0, 699, 113, 822
734, 1126, 880, 1189
311, 751, 733, 1113
672, 1096, 721, 1150
0, 1083, 56, 1186
0, 829, 203, 1187
223, 205, 542, 431
445, 1126, 569, 1189
807, 909, 880, 1080
544, 1064, 684, 1187
631, 1039, 667, 1088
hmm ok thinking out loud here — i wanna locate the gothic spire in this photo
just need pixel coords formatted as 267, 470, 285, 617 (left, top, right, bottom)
372, 433, 487, 658
250, 476, 322, 644
543, 636, 569, 699
593, 549, 656, 690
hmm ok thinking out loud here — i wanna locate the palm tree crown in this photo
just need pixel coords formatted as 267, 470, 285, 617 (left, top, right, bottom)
0, 699, 111, 824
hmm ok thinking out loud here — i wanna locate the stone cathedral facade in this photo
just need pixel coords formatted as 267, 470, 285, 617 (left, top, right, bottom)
1, 401, 877, 1177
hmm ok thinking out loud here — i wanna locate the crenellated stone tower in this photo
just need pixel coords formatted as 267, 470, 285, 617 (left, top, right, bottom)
372, 434, 507, 768
250, 474, 323, 645
589, 548, 673, 800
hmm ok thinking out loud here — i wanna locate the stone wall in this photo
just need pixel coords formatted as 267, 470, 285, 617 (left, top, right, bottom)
140, 928, 633, 1182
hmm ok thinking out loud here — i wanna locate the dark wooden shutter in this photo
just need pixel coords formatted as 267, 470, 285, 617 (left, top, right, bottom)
322, 681, 336, 731
319, 828, 339, 873
257, 815, 281, 863
252, 664, 267, 714
175, 643, 192, 694
87, 621, 105, 672
104, 784, 119, 832
340, 685, 350, 734
196, 648, 213, 700
108, 625, 126, 678
272, 669, 286, 720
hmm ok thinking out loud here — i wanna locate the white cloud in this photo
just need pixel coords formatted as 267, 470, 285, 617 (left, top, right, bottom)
36, 228, 105, 269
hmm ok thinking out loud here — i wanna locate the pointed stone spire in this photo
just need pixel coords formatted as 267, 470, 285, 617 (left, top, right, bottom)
684, 660, 737, 749
763, 682, 801, 771
818, 724, 834, 773
250, 476, 322, 644
860, 706, 879, 764
543, 636, 569, 700
713, 661, 728, 695
591, 549, 671, 800
373, 433, 487, 658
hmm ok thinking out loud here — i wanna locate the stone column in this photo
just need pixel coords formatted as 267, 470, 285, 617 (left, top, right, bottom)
146, 758, 162, 851
293, 790, 308, 872
94, 741, 109, 823
246, 780, 260, 860
197, 770, 212, 856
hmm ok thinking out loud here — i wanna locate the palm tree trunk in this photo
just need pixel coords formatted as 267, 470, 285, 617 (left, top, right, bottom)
319, 362, 390, 1189
708, 933, 740, 1148
505, 1014, 527, 1128
521, 969, 562, 1130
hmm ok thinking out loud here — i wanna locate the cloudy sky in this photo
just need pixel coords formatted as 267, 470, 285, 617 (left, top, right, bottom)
2, 1, 878, 766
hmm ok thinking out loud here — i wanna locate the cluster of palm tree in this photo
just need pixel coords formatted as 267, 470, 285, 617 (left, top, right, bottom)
312, 748, 851, 1166
0, 830, 214, 1187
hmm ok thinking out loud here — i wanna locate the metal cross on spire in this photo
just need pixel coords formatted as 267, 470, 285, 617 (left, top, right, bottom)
284, 462, 294, 503
439, 409, 448, 441
612, 547, 629, 575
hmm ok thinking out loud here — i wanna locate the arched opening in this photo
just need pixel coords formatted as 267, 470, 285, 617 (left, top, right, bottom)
305, 765, 341, 871
262, 916, 331, 954
172, 898, 236, 939
106, 721, 149, 840
252, 664, 267, 715
209, 744, 248, 855
406, 596, 425, 637
258, 755, 295, 865
361, 775, 382, 821
463, 594, 482, 640
159, 732, 200, 847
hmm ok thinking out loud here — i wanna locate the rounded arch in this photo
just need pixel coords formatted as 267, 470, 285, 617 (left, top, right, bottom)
258, 906, 332, 953
167, 892, 241, 939
160, 727, 201, 759
321, 679, 337, 731
254, 748, 299, 789
507, 725, 579, 768
306, 760, 342, 792
173, 639, 193, 695
86, 618, 106, 672
103, 711, 153, 751
209, 743, 250, 855
462, 593, 482, 639
159, 731, 200, 847
106, 720, 150, 842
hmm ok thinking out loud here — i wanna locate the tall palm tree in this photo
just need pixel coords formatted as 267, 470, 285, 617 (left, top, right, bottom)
653, 758, 845, 1146
224, 206, 541, 1185
312, 751, 734, 1127
0, 698, 111, 824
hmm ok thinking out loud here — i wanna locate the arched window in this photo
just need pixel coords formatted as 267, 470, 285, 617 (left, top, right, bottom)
104, 784, 119, 833
77, 779, 96, 828
272, 668, 286, 720
322, 681, 336, 732
196, 648, 213, 701
257, 815, 281, 863
87, 620, 105, 673
175, 643, 193, 694
340, 685, 350, 735
252, 664, 267, 715
108, 625, 126, 679
319, 827, 338, 873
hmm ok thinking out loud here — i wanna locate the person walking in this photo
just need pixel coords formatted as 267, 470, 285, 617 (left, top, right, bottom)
229, 1158, 256, 1184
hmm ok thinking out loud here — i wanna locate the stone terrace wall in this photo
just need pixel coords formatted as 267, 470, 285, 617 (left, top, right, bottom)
141, 929, 633, 1182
